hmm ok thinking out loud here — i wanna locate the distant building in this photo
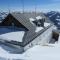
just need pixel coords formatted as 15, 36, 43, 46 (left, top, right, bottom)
0, 12, 56, 53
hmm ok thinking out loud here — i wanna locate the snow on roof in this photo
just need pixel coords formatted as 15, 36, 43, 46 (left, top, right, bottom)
29, 18, 35, 25
29, 18, 35, 21
36, 16, 42, 20
0, 31, 25, 42
44, 22, 50, 27
35, 27, 43, 32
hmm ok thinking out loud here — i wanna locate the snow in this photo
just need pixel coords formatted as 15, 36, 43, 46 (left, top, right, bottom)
0, 42, 25, 60
57, 15, 60, 18
24, 45, 60, 60
0, 43, 60, 60
36, 16, 42, 20
29, 18, 35, 25
58, 22, 60, 25
58, 35, 60, 44
44, 22, 50, 27
35, 22, 50, 32
49, 13, 57, 17
0, 47, 24, 60
0, 27, 60, 60
0, 31, 25, 42
35, 27, 43, 32
56, 19, 60, 21
0, 47, 8, 54
29, 18, 35, 21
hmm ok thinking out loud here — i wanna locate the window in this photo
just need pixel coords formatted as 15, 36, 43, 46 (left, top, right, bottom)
12, 22, 14, 26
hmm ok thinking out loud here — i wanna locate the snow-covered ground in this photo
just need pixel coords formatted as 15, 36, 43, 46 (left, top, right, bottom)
24, 44, 60, 60
0, 41, 25, 60
0, 43, 60, 60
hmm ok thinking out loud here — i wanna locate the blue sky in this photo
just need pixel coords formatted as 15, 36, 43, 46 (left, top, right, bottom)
0, 0, 60, 12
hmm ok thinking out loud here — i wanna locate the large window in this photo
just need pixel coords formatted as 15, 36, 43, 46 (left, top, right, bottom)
12, 22, 14, 26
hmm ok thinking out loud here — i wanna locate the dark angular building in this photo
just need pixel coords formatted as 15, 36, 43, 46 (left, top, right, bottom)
0, 12, 54, 53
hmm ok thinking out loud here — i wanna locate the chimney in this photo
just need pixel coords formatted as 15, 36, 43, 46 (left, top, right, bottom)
36, 16, 45, 27
39, 18, 45, 27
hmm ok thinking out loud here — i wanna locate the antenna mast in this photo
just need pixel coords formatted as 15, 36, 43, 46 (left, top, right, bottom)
35, 2, 37, 16
35, 5, 37, 16
8, 1, 10, 13
21, 0, 24, 14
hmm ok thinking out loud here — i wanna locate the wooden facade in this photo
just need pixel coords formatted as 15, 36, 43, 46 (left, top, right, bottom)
1, 14, 28, 31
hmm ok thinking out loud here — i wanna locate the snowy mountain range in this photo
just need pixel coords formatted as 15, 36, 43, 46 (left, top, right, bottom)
0, 12, 8, 21
45, 11, 60, 29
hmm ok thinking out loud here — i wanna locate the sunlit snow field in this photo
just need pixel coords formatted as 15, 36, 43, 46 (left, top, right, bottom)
0, 43, 60, 60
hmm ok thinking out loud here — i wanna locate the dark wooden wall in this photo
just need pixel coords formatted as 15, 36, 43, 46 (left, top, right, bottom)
52, 32, 59, 41
1, 14, 28, 31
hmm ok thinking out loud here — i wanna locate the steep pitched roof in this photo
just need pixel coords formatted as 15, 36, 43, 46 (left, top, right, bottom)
12, 13, 36, 30
2, 12, 36, 31
23, 12, 45, 19
23, 12, 53, 24
1, 12, 53, 47
21, 24, 52, 47
6, 24, 52, 47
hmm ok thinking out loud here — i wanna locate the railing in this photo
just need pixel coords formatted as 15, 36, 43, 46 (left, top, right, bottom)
0, 26, 27, 31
